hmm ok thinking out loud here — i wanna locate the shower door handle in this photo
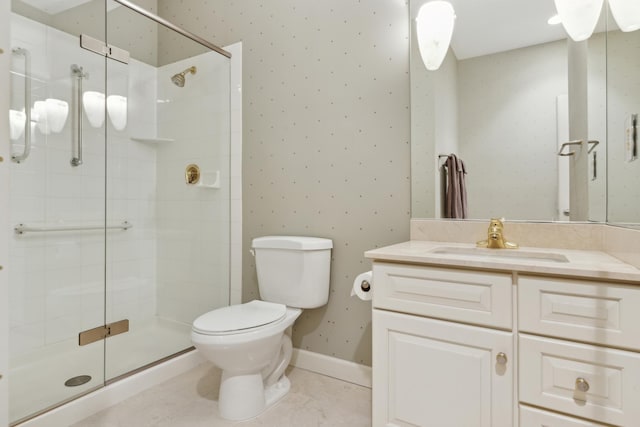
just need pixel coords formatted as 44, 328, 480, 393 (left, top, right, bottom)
70, 64, 85, 167
79, 319, 129, 346
11, 47, 31, 163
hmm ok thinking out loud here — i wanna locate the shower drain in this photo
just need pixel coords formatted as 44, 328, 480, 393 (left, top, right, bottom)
64, 375, 92, 387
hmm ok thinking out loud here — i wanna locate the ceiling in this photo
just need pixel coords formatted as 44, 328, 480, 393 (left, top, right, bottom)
24, 0, 611, 57
414, 0, 610, 60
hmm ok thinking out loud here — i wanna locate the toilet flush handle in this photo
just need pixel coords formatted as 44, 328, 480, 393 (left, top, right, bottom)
250, 249, 255, 257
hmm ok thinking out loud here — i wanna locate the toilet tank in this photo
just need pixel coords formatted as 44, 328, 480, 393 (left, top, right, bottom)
252, 236, 333, 308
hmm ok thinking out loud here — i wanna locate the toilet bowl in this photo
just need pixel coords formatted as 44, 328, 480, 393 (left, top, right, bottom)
191, 236, 332, 421
191, 301, 301, 420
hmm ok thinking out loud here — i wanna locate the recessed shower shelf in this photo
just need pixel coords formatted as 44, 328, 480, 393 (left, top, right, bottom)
130, 137, 175, 144
196, 183, 220, 189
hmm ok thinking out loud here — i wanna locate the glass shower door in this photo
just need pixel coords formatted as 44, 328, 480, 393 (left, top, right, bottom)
8, 2, 107, 423
103, 1, 232, 381
8, 1, 232, 422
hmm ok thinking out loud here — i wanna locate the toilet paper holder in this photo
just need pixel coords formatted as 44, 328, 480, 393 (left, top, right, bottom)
351, 271, 373, 301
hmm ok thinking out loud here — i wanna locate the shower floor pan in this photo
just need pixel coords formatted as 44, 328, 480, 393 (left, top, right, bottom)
9, 317, 192, 425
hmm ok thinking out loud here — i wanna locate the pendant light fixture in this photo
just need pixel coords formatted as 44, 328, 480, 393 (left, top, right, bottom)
553, 0, 604, 41
106, 95, 127, 131
415, 1, 456, 71
608, 0, 640, 32
82, 91, 105, 128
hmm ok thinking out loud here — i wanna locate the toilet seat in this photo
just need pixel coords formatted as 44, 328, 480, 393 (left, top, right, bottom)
193, 300, 287, 336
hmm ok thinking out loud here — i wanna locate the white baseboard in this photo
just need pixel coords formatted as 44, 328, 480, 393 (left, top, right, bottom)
18, 350, 205, 427
290, 349, 372, 388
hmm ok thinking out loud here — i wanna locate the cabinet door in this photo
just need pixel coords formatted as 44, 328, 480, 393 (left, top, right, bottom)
373, 309, 513, 427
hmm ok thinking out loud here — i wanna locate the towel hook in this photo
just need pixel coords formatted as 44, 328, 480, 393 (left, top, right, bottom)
557, 140, 600, 157
557, 140, 583, 156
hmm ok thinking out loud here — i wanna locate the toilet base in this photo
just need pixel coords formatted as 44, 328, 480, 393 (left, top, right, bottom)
218, 372, 291, 421
265, 374, 291, 409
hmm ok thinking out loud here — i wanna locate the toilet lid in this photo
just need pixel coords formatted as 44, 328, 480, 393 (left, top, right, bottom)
193, 300, 287, 335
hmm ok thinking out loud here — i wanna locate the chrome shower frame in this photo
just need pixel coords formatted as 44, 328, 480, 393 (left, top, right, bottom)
113, 0, 231, 58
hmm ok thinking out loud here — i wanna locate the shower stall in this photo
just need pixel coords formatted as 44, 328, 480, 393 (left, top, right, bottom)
7, 0, 233, 423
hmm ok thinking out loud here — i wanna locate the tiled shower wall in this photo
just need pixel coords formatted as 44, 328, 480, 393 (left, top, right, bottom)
159, 0, 411, 366
154, 51, 232, 324
8, 14, 158, 357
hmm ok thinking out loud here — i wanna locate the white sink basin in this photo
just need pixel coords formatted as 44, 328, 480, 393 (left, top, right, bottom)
429, 246, 569, 263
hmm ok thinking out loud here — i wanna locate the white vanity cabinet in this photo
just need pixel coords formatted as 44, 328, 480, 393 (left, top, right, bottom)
372, 263, 515, 427
371, 262, 640, 427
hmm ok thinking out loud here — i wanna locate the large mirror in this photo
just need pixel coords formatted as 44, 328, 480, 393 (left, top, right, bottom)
605, 8, 640, 226
410, 0, 615, 223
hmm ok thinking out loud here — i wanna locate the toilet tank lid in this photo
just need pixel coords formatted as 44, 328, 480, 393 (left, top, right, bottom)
252, 236, 333, 250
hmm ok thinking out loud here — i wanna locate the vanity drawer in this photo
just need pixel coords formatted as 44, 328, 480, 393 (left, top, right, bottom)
520, 405, 608, 427
372, 263, 512, 329
518, 276, 640, 351
519, 334, 640, 427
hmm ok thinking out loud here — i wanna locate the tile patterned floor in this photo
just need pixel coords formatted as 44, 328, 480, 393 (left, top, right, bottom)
72, 364, 372, 426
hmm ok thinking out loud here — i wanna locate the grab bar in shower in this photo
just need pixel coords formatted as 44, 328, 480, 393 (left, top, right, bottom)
14, 221, 132, 235
11, 47, 31, 164
70, 64, 87, 167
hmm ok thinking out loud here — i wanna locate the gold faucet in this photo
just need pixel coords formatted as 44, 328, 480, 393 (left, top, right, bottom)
476, 218, 518, 249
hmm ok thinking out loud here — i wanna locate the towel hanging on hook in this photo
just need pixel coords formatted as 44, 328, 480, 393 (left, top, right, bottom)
442, 154, 468, 219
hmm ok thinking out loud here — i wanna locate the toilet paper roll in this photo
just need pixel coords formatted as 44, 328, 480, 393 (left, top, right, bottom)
351, 271, 373, 301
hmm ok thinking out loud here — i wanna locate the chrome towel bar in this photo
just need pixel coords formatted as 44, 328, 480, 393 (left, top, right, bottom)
14, 221, 132, 235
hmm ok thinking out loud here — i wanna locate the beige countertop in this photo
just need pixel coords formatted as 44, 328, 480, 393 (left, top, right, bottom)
365, 240, 640, 283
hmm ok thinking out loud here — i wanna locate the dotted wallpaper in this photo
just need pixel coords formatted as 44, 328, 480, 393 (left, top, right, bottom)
104, 0, 160, 66
157, 0, 411, 365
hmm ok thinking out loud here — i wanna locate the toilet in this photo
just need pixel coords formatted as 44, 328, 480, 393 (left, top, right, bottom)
191, 235, 333, 421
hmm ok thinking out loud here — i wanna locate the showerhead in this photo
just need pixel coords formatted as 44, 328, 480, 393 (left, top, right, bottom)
171, 66, 197, 87
171, 74, 185, 87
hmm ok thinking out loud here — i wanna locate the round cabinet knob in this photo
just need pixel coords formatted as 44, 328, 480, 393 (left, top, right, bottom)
576, 377, 590, 392
496, 352, 508, 365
